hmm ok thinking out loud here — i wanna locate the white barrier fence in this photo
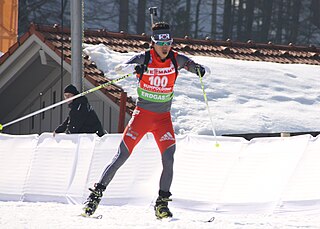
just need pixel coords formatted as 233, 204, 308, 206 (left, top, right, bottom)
0, 133, 320, 213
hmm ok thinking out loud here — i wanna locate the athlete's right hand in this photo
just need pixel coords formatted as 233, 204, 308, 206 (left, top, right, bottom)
134, 64, 148, 75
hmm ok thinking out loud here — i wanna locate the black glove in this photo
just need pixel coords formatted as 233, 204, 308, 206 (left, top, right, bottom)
135, 64, 148, 75
195, 64, 206, 78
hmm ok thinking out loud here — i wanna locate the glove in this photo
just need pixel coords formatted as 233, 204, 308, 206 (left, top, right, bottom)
195, 64, 206, 78
134, 64, 148, 75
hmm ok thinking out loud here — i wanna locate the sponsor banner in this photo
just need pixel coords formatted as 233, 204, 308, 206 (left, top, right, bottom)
137, 88, 173, 103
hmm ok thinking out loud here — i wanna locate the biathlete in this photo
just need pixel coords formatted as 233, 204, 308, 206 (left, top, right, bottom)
82, 21, 206, 219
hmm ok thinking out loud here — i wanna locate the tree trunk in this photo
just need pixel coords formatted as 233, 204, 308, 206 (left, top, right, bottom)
223, 0, 231, 40
311, 0, 320, 28
245, 0, 254, 40
18, 0, 28, 35
260, 0, 273, 42
119, 0, 129, 32
236, 0, 244, 40
194, 0, 202, 38
284, 0, 292, 43
186, 0, 191, 36
137, 0, 146, 34
230, 0, 236, 39
211, 0, 217, 39
289, 0, 301, 43
160, 0, 165, 21
275, 0, 283, 43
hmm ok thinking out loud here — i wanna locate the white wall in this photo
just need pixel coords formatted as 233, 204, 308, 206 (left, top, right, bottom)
0, 133, 319, 213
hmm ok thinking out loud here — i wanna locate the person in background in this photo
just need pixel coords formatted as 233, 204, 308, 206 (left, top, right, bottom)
53, 84, 106, 137
82, 22, 206, 219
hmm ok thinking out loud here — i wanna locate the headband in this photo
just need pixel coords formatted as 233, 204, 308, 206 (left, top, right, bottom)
152, 29, 171, 41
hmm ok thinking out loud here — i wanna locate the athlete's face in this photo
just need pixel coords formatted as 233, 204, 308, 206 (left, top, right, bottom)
153, 40, 173, 60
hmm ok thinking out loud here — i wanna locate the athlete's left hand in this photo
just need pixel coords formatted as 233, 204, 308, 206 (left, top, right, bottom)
195, 64, 206, 78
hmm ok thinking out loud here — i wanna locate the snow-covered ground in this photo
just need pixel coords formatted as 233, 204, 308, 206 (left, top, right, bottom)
83, 44, 320, 135
1, 45, 320, 229
1, 201, 320, 229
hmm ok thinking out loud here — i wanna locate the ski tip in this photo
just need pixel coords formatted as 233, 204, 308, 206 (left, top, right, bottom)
0, 124, 3, 131
207, 216, 215, 222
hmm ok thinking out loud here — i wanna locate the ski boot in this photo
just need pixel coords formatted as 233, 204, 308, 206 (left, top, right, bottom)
82, 183, 106, 217
154, 190, 173, 219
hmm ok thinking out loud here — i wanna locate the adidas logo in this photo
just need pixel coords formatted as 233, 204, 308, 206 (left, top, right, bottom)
160, 132, 175, 142
125, 127, 138, 140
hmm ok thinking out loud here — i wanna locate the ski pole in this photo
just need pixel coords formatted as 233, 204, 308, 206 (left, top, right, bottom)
196, 68, 220, 147
0, 73, 133, 131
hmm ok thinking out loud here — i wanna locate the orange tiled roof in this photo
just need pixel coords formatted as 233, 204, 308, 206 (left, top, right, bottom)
1, 24, 320, 114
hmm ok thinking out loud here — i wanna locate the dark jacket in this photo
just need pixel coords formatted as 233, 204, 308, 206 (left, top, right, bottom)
55, 96, 105, 137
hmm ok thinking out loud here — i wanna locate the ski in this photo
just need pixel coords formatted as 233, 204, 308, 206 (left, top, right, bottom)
158, 217, 178, 222
206, 216, 215, 222
79, 213, 103, 219
157, 216, 215, 223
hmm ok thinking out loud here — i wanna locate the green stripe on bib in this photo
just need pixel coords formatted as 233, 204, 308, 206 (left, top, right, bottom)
137, 88, 173, 103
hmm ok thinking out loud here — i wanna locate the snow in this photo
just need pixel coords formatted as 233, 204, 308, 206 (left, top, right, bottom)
1, 201, 320, 229
83, 44, 320, 135
1, 45, 320, 228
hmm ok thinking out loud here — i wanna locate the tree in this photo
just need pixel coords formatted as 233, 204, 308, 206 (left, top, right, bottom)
159, 0, 165, 21
84, 0, 118, 29
194, 0, 202, 38
157, 0, 188, 37
185, 0, 191, 36
119, 0, 129, 32
283, 0, 292, 43
18, 0, 29, 35
311, 0, 320, 28
236, 0, 244, 40
16, 0, 320, 46
211, 0, 217, 39
275, 0, 284, 43
260, 0, 273, 42
18, 0, 69, 36
137, 0, 146, 34
222, 0, 231, 40
289, 0, 301, 43
245, 0, 254, 40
